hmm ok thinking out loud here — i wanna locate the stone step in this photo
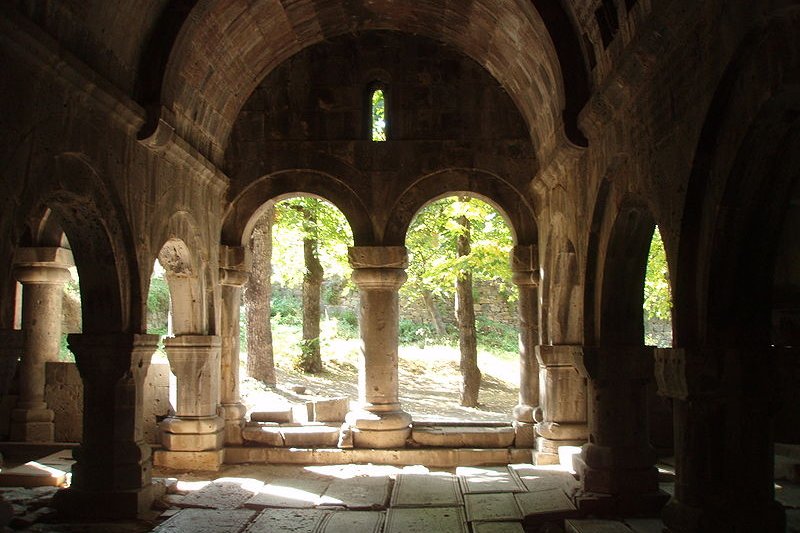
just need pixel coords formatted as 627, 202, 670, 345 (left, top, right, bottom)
225, 446, 531, 467
411, 425, 515, 448
241, 423, 342, 447
250, 408, 294, 424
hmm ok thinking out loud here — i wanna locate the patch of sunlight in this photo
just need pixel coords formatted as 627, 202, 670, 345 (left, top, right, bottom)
258, 482, 322, 506
304, 464, 402, 480
176, 480, 212, 492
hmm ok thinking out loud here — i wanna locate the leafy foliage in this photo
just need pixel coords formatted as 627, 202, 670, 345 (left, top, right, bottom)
371, 89, 386, 141
271, 197, 353, 291
643, 226, 672, 321
403, 197, 514, 304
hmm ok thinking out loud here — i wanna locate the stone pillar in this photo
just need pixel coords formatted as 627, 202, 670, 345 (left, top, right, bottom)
345, 246, 411, 448
218, 245, 250, 445
572, 345, 667, 515
510, 245, 540, 447
534, 345, 588, 464
11, 247, 73, 442
52, 333, 159, 518
158, 335, 224, 469
0, 329, 23, 395
657, 347, 785, 532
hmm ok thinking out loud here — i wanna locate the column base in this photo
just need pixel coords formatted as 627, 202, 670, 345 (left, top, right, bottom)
219, 403, 247, 445
51, 483, 158, 519
10, 408, 54, 442
662, 496, 785, 533
153, 449, 225, 471
160, 416, 224, 451
346, 409, 411, 448
534, 436, 587, 465
513, 421, 535, 448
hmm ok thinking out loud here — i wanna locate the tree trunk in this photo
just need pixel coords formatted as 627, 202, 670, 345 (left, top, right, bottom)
422, 290, 446, 335
300, 205, 323, 373
456, 214, 481, 407
244, 207, 275, 385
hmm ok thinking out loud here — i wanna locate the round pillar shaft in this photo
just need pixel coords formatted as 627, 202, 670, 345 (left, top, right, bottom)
345, 246, 411, 448
219, 266, 249, 445
12, 247, 73, 442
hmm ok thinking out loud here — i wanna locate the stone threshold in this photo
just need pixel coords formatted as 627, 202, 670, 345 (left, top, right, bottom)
222, 446, 531, 467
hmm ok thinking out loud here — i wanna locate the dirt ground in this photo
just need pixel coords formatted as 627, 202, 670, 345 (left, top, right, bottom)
240, 343, 520, 423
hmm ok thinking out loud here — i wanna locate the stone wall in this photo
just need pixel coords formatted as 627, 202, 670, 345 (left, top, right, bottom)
44, 362, 171, 444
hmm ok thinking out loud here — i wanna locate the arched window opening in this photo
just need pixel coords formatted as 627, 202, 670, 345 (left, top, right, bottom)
403, 196, 518, 420
370, 87, 387, 141
644, 226, 673, 347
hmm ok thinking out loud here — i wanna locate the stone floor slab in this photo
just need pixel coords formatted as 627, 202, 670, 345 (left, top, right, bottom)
245, 508, 329, 533
471, 521, 525, 533
565, 519, 633, 532
457, 466, 527, 493
464, 492, 523, 522
0, 461, 67, 488
318, 476, 391, 509
152, 508, 255, 533
179, 477, 264, 509
384, 507, 468, 533
510, 465, 579, 493
245, 478, 330, 509
320, 510, 384, 533
515, 488, 577, 521
390, 473, 463, 507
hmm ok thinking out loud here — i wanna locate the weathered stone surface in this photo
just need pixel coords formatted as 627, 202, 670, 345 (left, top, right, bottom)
384, 507, 468, 533
245, 508, 329, 533
515, 488, 577, 521
250, 409, 293, 424
390, 473, 462, 507
318, 476, 391, 509
457, 466, 527, 493
0, 461, 67, 488
411, 426, 515, 448
242, 425, 284, 446
320, 511, 384, 532
510, 465, 579, 493
280, 425, 341, 447
153, 450, 225, 471
244, 479, 330, 509
312, 398, 350, 423
471, 521, 525, 533
565, 519, 634, 533
464, 492, 523, 522
179, 477, 264, 509
152, 509, 255, 533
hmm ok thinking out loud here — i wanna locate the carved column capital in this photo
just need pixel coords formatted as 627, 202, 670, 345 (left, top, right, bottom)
13, 247, 74, 284
349, 246, 408, 291
69, 333, 159, 384
510, 245, 540, 286
219, 245, 250, 287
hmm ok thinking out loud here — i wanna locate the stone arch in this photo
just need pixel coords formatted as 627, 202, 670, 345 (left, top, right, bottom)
383, 168, 538, 247
675, 7, 800, 348
18, 153, 140, 333
222, 170, 373, 247
154, 211, 210, 335
584, 180, 656, 346
151, 0, 573, 165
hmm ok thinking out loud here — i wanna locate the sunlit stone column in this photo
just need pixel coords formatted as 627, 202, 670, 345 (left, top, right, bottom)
345, 246, 411, 448
511, 245, 540, 447
158, 335, 224, 469
11, 247, 73, 442
218, 245, 250, 445
572, 345, 667, 515
52, 333, 159, 518
534, 345, 589, 464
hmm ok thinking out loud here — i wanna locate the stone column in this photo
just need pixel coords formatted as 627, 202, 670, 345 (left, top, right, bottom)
510, 245, 540, 447
572, 345, 667, 515
657, 347, 785, 532
11, 247, 73, 442
52, 333, 159, 518
345, 246, 411, 448
158, 335, 224, 469
533, 345, 588, 464
218, 245, 250, 445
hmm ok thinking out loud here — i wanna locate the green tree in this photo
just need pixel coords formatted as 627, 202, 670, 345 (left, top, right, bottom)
272, 197, 353, 373
644, 226, 673, 347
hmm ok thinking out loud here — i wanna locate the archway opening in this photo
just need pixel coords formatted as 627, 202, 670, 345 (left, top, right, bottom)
402, 195, 518, 422
644, 226, 673, 347
240, 195, 357, 418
